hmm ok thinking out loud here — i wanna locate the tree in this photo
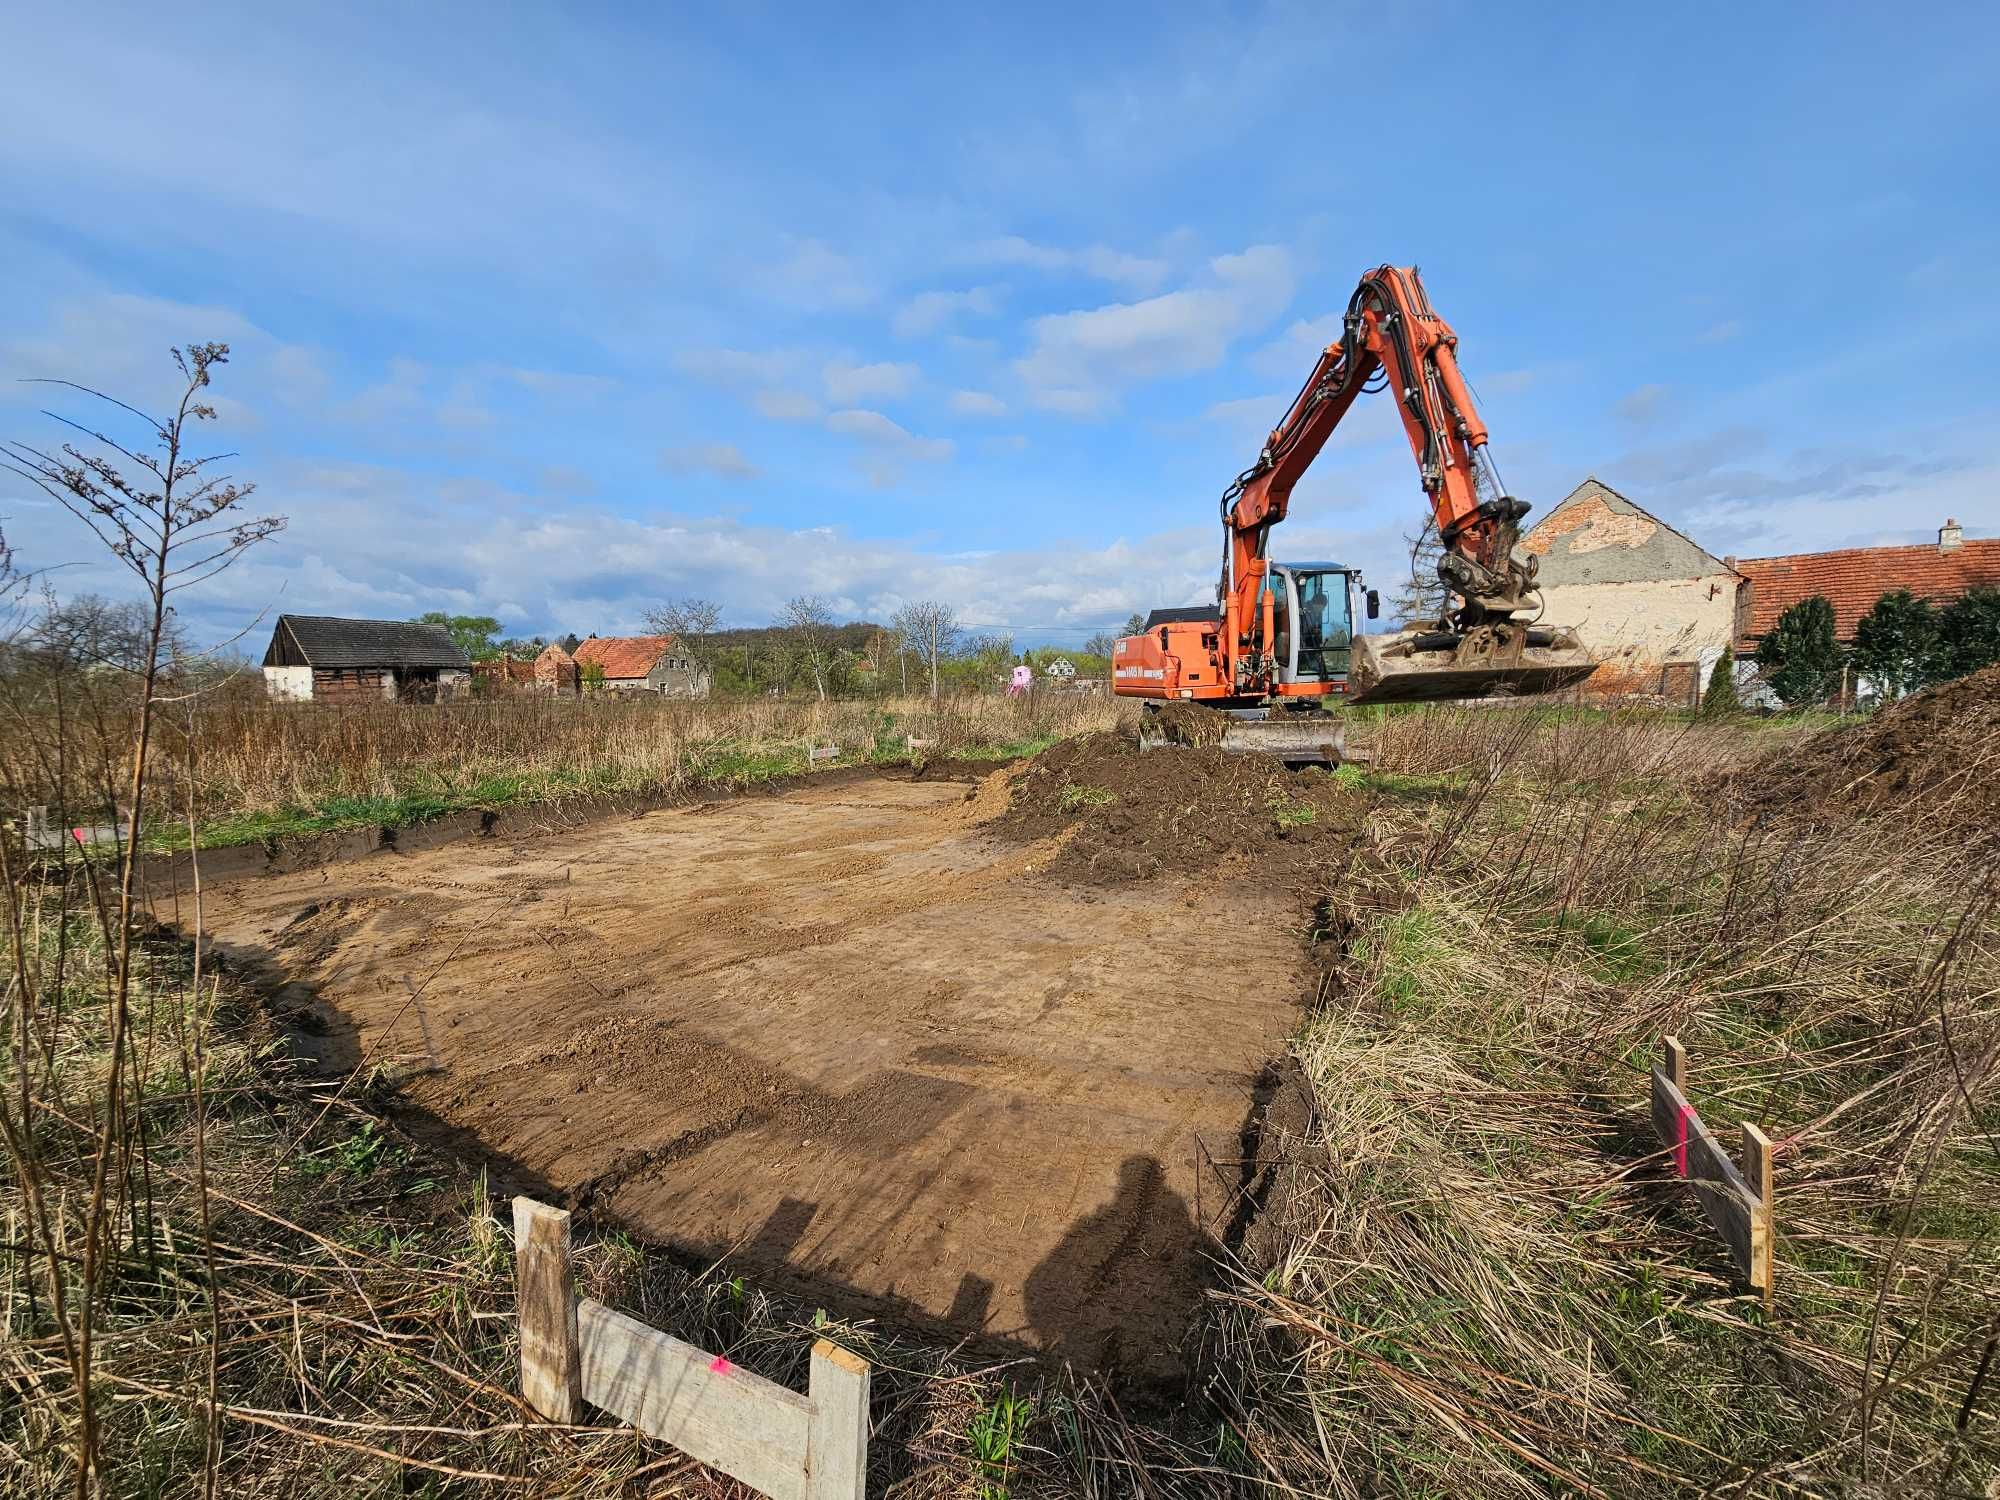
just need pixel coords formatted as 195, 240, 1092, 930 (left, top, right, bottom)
3, 343, 283, 1486
645, 596, 723, 687
1931, 586, 2000, 684
416, 611, 502, 661
893, 600, 958, 701
962, 633, 1015, 675
27, 594, 171, 674
1121, 611, 1147, 637
1083, 630, 1117, 658
1849, 589, 1938, 699
780, 594, 837, 701
856, 628, 895, 687
1755, 595, 1843, 706
1388, 515, 1453, 627
1699, 647, 1738, 717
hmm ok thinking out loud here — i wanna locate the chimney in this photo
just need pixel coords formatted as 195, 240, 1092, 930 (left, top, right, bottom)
1939, 518, 1964, 554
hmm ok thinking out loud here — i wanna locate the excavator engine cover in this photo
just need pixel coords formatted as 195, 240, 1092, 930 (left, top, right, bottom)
1346, 623, 1597, 706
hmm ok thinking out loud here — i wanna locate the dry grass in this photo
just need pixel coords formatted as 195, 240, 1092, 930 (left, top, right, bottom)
1208, 704, 2000, 1497
1, 686, 1130, 849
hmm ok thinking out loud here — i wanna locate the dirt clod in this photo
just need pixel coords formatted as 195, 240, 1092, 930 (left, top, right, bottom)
993, 730, 1362, 885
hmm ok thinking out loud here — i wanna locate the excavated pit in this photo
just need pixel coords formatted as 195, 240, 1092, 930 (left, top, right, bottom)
186, 752, 1341, 1391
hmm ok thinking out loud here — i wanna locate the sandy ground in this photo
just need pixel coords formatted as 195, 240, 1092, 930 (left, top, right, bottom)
196, 769, 1304, 1386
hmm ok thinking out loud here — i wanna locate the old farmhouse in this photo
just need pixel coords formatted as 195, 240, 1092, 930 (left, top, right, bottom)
1521, 478, 1740, 703
1733, 519, 2000, 652
262, 615, 472, 703
570, 634, 711, 697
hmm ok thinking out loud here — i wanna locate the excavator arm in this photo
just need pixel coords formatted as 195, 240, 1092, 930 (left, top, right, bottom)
1215, 265, 1592, 705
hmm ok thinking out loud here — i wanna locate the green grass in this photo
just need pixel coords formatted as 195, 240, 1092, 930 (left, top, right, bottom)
1270, 795, 1317, 830
1058, 782, 1115, 811
967, 1387, 1033, 1499
132, 725, 1071, 855
1371, 906, 1455, 1016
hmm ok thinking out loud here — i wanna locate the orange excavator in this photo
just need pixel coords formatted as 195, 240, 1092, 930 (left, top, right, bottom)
1114, 265, 1595, 760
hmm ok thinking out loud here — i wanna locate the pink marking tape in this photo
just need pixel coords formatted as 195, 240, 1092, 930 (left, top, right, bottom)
708, 1355, 735, 1375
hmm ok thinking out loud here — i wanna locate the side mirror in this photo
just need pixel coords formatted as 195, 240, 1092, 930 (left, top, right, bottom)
1366, 589, 1381, 620
1159, 628, 1170, 649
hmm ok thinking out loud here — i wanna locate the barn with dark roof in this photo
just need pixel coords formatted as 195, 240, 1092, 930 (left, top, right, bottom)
261, 615, 473, 703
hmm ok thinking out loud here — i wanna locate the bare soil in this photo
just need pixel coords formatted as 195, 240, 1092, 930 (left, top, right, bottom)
191, 761, 1316, 1390
994, 730, 1365, 885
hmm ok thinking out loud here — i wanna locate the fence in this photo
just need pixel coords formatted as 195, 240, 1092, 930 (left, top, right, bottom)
514, 1198, 869, 1499
1649, 1038, 1776, 1304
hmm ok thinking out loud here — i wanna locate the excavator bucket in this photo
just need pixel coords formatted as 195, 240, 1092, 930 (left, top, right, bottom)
1214, 716, 1350, 765
1346, 624, 1598, 707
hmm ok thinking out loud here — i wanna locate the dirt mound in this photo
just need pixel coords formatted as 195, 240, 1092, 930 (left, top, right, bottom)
1145, 700, 1233, 748
993, 731, 1362, 885
1733, 665, 2000, 824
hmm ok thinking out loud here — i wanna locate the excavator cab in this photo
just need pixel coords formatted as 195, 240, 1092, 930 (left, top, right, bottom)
1268, 563, 1373, 688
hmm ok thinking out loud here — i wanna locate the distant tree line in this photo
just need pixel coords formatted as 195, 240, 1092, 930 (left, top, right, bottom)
1751, 586, 2000, 706
409, 597, 1144, 703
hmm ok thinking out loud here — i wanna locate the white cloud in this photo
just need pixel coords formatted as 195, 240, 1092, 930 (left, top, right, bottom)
964, 236, 1169, 292
13, 455, 1256, 645
824, 408, 953, 463
1014, 244, 1295, 415
436, 377, 496, 430
268, 344, 332, 406
892, 286, 1003, 339
950, 389, 1008, 418
1203, 383, 1404, 452
1203, 393, 1286, 440
337, 357, 431, 426
759, 237, 874, 311
755, 388, 822, 423
754, 388, 823, 423
1696, 320, 1743, 345
823, 359, 918, 405
661, 442, 760, 479
504, 367, 618, 399
1617, 383, 1672, 426
1248, 313, 1340, 380
675, 347, 802, 387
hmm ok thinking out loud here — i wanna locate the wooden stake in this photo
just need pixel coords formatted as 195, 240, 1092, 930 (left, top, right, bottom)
807, 1340, 870, 1500
1740, 1121, 1775, 1306
513, 1197, 580, 1423
1662, 1035, 1688, 1094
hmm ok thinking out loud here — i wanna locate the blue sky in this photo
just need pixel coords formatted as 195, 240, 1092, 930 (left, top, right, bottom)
4, 2, 1997, 647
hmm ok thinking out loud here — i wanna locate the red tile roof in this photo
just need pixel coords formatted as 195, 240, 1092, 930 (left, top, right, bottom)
571, 634, 674, 680
1736, 536, 2000, 646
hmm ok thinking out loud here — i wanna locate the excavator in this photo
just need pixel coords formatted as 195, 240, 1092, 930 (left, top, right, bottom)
1114, 264, 1596, 760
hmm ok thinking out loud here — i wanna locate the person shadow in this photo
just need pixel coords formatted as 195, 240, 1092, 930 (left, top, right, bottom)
1021, 1154, 1203, 1393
